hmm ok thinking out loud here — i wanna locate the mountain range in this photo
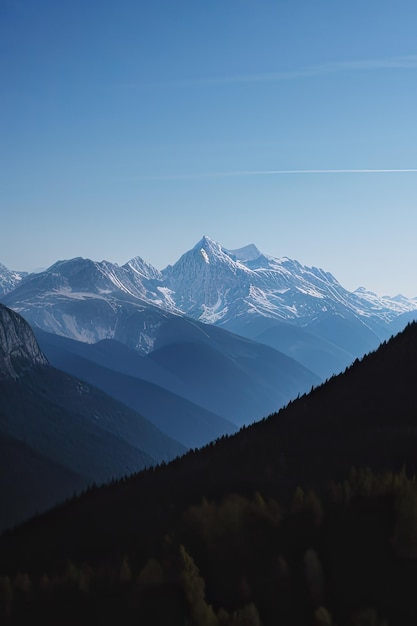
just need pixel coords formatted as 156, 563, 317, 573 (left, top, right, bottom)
1, 238, 417, 624
1, 236, 417, 531
2, 236, 416, 381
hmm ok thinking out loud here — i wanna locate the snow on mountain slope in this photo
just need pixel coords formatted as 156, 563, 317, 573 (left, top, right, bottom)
1, 257, 181, 352
0, 263, 26, 297
32, 256, 174, 307
2, 237, 416, 370
162, 236, 417, 331
162, 236, 252, 324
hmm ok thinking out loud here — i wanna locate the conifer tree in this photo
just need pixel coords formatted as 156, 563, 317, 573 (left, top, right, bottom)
179, 544, 218, 626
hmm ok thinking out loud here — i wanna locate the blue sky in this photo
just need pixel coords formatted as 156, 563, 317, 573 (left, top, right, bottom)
1, 0, 417, 296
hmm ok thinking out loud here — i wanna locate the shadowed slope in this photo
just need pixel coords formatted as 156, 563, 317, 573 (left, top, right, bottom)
35, 329, 237, 449
0, 304, 185, 531
2, 323, 417, 569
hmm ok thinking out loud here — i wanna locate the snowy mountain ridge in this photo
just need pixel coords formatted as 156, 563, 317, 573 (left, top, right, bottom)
161, 236, 417, 328
0, 262, 26, 298
1, 236, 417, 357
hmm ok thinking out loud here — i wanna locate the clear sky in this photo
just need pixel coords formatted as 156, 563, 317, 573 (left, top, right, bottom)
1, 0, 417, 296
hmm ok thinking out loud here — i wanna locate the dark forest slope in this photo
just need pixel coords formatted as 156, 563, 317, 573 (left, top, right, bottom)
2, 323, 417, 625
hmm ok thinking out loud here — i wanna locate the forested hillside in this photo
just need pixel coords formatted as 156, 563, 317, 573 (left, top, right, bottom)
2, 323, 417, 625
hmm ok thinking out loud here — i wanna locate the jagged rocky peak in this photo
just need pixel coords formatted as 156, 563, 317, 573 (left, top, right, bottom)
163, 236, 259, 277
42, 257, 121, 294
225, 243, 262, 262
0, 304, 48, 380
46, 256, 96, 276
0, 261, 26, 297
193, 235, 224, 260
124, 256, 162, 280
197, 235, 217, 248
355, 286, 376, 296
163, 236, 213, 274
193, 235, 247, 265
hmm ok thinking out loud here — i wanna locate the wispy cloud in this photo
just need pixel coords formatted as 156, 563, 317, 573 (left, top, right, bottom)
119, 55, 417, 89
136, 168, 417, 181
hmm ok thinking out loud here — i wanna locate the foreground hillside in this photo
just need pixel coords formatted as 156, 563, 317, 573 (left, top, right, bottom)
1, 323, 417, 624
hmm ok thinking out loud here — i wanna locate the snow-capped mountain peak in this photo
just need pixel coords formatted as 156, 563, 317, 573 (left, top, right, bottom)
2, 237, 417, 360
124, 257, 162, 281
161, 236, 417, 329
194, 235, 226, 258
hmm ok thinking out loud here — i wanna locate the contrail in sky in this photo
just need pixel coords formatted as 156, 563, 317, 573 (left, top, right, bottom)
119, 55, 417, 89
138, 169, 417, 181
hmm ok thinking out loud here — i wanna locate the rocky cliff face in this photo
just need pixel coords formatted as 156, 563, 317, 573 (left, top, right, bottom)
0, 304, 48, 379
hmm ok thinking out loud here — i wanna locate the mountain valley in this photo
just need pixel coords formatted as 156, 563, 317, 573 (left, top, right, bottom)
0, 303, 185, 532
1, 316, 417, 625
1, 238, 417, 535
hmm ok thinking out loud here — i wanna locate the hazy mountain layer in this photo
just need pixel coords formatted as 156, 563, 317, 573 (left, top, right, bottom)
35, 329, 238, 449
35, 315, 320, 430
0, 304, 185, 531
147, 316, 320, 426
